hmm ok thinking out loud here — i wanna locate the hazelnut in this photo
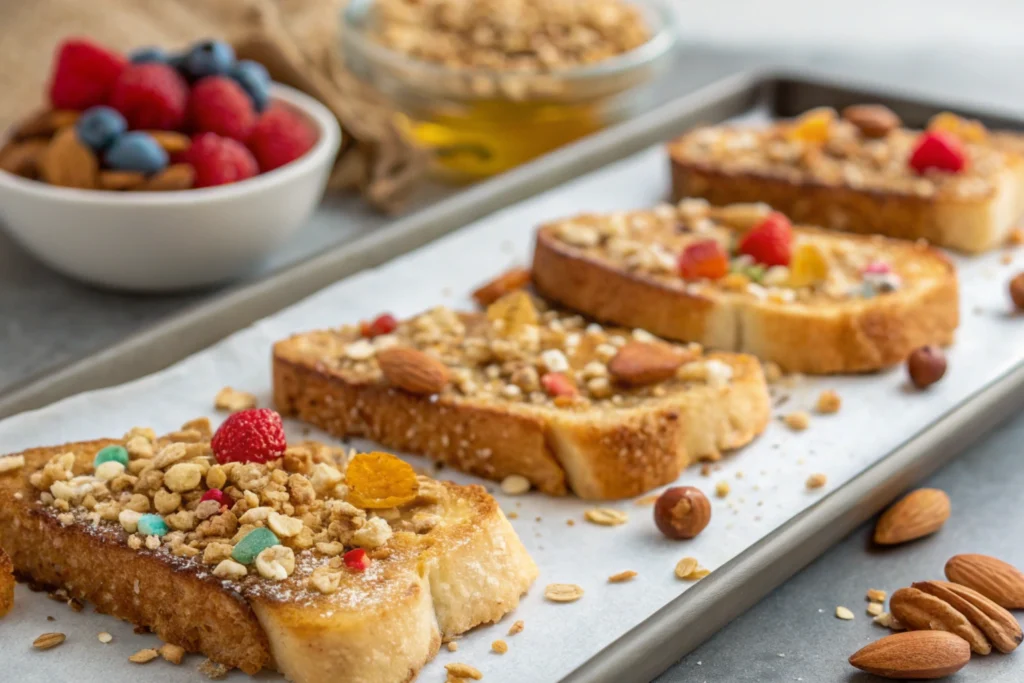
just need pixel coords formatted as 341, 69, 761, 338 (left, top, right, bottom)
1009, 273, 1024, 310
841, 104, 901, 138
907, 345, 947, 389
653, 486, 711, 540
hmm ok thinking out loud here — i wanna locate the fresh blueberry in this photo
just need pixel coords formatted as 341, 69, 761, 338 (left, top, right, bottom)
104, 132, 168, 175
231, 60, 271, 112
184, 40, 236, 79
74, 106, 127, 152
128, 46, 167, 64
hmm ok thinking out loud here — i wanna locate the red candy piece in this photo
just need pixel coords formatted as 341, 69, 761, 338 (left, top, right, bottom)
737, 212, 793, 267
48, 39, 126, 110
361, 313, 398, 338
200, 488, 227, 506
909, 131, 967, 174
862, 261, 892, 275
247, 103, 317, 172
188, 76, 257, 141
185, 132, 258, 188
211, 408, 287, 465
541, 372, 577, 398
343, 548, 371, 572
678, 240, 730, 280
109, 63, 188, 130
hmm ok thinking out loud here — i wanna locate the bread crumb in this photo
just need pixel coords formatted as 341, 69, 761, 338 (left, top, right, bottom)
806, 473, 827, 490
815, 390, 841, 414
1002, 253, 1014, 265
447, 641, 459, 652
835, 606, 854, 620
508, 620, 524, 636
783, 411, 810, 431
492, 639, 508, 654
198, 659, 231, 680
608, 570, 637, 583
214, 386, 257, 412
159, 643, 186, 665
446, 663, 483, 680
700, 463, 712, 477
715, 481, 730, 498
129, 648, 160, 664
507, 511, 518, 519
566, 519, 575, 526
762, 361, 783, 383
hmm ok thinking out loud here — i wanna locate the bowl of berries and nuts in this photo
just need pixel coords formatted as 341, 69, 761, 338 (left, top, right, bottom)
0, 38, 341, 291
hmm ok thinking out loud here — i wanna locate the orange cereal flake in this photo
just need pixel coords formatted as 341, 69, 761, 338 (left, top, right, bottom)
346, 452, 419, 509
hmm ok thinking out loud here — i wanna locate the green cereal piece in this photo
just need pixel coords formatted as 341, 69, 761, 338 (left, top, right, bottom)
94, 445, 129, 469
231, 527, 279, 565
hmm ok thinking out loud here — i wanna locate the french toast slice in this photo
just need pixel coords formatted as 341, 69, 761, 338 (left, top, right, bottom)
0, 420, 537, 683
531, 200, 959, 374
273, 301, 770, 500
667, 107, 1024, 253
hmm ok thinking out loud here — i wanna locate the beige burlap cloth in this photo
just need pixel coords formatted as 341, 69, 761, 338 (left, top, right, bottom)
0, 0, 426, 211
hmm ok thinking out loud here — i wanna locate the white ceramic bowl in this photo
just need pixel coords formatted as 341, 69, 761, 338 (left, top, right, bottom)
0, 84, 341, 292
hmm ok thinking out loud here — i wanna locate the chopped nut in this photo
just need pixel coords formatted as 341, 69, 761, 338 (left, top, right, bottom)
873, 612, 905, 630
491, 639, 508, 654
674, 557, 699, 580
198, 659, 231, 680
213, 559, 247, 580
508, 620, 524, 636
815, 390, 841, 414
97, 632, 113, 644
500, 474, 531, 496
267, 511, 304, 538
835, 606, 855, 620
866, 589, 887, 602
867, 602, 884, 616
447, 641, 459, 652
714, 481, 730, 498
806, 473, 827, 490
214, 387, 258, 412
445, 663, 483, 680
634, 494, 659, 506
159, 643, 186, 665
129, 648, 160, 663
584, 507, 628, 526
0, 455, 26, 473
608, 570, 637, 583
255, 545, 296, 581
33, 632, 66, 650
783, 411, 810, 431
544, 583, 584, 603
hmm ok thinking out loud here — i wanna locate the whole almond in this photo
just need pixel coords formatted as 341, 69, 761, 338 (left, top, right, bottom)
13, 109, 80, 140
40, 127, 98, 189
140, 164, 195, 191
145, 130, 192, 154
849, 630, 970, 679
842, 104, 901, 139
99, 170, 146, 191
873, 488, 950, 545
945, 554, 1024, 609
0, 139, 48, 178
913, 580, 1022, 653
608, 341, 694, 386
889, 586, 990, 655
377, 347, 450, 396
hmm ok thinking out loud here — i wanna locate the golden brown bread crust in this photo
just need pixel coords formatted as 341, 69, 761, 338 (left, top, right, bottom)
669, 149, 1024, 254
532, 225, 959, 374
0, 439, 538, 683
0, 545, 13, 618
273, 341, 769, 500
0, 440, 271, 674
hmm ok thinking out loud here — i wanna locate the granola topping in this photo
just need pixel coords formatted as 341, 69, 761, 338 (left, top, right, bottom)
545, 201, 926, 304
304, 298, 726, 408
25, 418, 449, 595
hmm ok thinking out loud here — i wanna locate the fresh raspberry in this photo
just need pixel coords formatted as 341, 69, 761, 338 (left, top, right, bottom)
361, 313, 398, 338
737, 212, 793, 267
184, 132, 258, 188
188, 76, 256, 141
678, 240, 729, 280
211, 408, 286, 465
541, 373, 577, 398
343, 548, 371, 572
109, 63, 189, 130
247, 103, 317, 172
48, 39, 126, 110
909, 131, 966, 174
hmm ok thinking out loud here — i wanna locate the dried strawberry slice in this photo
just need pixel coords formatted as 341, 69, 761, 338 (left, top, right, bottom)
344, 548, 371, 572
678, 240, 729, 280
541, 372, 577, 398
360, 313, 398, 338
908, 131, 966, 174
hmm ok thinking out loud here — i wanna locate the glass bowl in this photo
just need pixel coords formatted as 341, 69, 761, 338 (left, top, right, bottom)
342, 0, 678, 182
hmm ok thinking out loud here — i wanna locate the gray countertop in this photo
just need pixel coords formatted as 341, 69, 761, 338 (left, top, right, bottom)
4, 42, 1024, 683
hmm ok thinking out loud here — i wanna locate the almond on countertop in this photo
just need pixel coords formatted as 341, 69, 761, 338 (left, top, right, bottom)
849, 631, 970, 679
873, 488, 950, 545
888, 586, 990, 655
945, 554, 1024, 609
913, 580, 1023, 653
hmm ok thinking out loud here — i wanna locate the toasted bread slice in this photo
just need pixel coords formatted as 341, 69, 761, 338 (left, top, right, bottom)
273, 303, 770, 500
667, 109, 1024, 253
0, 424, 537, 683
531, 200, 958, 374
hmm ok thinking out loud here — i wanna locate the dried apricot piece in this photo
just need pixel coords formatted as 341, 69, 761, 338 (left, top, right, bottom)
786, 107, 836, 144
928, 112, 987, 143
346, 452, 419, 509
787, 243, 829, 287
486, 290, 538, 334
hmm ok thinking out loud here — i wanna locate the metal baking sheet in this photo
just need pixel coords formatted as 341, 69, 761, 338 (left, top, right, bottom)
3, 71, 1024, 683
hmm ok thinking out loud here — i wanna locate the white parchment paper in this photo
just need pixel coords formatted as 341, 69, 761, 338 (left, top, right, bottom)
2, 145, 1022, 683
